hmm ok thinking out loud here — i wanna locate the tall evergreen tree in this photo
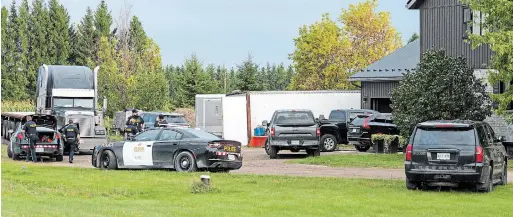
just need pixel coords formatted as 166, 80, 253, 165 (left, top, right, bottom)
1, 6, 8, 93
48, 0, 70, 64
13, 0, 30, 100
71, 7, 95, 67
2, 1, 19, 100
128, 16, 147, 54
94, 0, 112, 40
28, 0, 51, 95
236, 54, 261, 91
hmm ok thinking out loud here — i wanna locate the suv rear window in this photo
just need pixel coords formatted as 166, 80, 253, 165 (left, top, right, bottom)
274, 111, 315, 125
413, 128, 476, 146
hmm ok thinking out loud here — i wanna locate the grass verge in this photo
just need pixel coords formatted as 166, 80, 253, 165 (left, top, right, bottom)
290, 153, 405, 169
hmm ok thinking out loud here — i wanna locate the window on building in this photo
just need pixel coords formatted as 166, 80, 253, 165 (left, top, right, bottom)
463, 7, 486, 38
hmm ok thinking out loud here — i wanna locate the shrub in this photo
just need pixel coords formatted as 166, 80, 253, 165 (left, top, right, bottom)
391, 49, 491, 138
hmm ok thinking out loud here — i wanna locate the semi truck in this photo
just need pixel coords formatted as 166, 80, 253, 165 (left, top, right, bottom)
1, 64, 108, 154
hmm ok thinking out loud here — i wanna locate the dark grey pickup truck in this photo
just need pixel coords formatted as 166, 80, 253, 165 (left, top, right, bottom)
262, 109, 321, 159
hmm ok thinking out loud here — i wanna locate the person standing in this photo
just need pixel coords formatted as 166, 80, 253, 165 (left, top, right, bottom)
125, 118, 139, 140
60, 120, 80, 163
126, 109, 145, 132
154, 114, 168, 127
21, 115, 38, 163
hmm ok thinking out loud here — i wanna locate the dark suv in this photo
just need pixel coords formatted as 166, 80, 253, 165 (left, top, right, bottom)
262, 109, 320, 159
405, 120, 508, 192
347, 113, 399, 152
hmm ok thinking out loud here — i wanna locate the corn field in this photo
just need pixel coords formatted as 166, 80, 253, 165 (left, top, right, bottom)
1, 101, 35, 112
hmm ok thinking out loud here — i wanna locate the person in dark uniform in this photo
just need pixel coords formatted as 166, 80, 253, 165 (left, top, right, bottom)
126, 109, 145, 132
154, 114, 168, 127
61, 120, 80, 163
21, 115, 38, 163
125, 118, 139, 140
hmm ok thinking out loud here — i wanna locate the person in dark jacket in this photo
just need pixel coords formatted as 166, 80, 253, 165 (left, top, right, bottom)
21, 115, 38, 163
154, 114, 168, 127
125, 118, 139, 140
60, 120, 80, 163
126, 109, 144, 132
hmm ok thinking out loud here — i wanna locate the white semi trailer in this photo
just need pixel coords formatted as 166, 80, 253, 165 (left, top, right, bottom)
195, 90, 361, 146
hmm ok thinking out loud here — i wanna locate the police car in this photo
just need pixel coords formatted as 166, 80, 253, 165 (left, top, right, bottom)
92, 127, 243, 172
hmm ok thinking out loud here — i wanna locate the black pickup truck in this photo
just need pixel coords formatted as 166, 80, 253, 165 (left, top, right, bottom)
347, 113, 399, 152
318, 109, 377, 152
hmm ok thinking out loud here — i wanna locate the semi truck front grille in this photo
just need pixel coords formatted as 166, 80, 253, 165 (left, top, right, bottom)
69, 116, 94, 137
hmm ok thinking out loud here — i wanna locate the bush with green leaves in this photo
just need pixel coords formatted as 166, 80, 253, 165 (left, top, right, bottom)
391, 49, 492, 138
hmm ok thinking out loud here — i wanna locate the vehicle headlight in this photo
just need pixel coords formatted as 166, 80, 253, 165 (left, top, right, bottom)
95, 129, 105, 135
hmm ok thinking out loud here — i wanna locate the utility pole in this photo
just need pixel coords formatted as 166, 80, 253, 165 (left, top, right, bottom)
224, 68, 227, 93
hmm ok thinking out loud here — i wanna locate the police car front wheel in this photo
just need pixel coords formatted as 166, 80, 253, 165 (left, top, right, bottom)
101, 150, 117, 170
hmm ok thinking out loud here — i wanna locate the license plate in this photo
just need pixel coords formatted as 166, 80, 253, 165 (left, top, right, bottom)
223, 145, 237, 152
352, 129, 357, 133
36, 147, 44, 152
437, 153, 450, 160
291, 140, 300, 145
228, 155, 236, 160
434, 174, 451, 179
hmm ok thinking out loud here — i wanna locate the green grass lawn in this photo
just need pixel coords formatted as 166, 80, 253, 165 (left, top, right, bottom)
2, 154, 513, 217
291, 153, 513, 170
291, 153, 405, 169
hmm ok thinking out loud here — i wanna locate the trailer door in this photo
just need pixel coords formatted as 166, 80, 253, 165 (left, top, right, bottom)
203, 98, 223, 135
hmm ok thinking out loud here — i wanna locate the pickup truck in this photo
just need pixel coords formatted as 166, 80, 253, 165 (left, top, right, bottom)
318, 109, 377, 152
262, 109, 321, 159
347, 113, 399, 152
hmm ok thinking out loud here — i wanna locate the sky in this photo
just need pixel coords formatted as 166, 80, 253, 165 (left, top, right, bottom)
1, 0, 419, 68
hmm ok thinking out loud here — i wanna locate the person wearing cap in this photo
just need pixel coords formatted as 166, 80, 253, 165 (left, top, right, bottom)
60, 120, 80, 163
154, 114, 168, 127
21, 115, 38, 163
126, 109, 145, 132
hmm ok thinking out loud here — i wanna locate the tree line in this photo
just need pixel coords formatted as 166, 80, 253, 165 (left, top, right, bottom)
1, 0, 295, 115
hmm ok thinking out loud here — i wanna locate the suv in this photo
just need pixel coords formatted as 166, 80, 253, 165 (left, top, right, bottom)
262, 109, 320, 159
318, 109, 376, 152
348, 113, 399, 152
405, 120, 508, 192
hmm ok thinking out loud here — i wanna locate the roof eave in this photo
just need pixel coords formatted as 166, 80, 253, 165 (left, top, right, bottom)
348, 77, 404, 82
406, 0, 423, 9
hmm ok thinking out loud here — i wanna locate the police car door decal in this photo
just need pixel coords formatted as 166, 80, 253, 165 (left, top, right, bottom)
122, 141, 154, 166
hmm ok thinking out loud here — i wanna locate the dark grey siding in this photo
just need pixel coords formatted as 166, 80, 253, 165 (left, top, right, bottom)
361, 81, 399, 109
419, 0, 492, 69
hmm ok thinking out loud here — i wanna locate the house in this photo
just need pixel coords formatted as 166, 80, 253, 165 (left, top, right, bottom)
349, 0, 513, 142
348, 39, 420, 113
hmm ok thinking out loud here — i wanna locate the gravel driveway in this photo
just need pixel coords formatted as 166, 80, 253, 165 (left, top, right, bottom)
3, 144, 512, 182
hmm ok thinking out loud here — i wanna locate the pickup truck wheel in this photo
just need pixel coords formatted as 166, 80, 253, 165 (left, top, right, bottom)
320, 134, 337, 152
306, 148, 321, 157
268, 146, 279, 159
355, 145, 370, 152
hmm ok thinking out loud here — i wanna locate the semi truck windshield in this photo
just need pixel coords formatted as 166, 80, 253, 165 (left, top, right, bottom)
54, 98, 94, 109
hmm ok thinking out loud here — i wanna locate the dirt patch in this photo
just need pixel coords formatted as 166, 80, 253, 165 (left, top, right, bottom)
174, 108, 195, 127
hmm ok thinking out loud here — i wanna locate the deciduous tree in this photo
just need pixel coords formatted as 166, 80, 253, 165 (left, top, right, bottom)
463, 0, 513, 123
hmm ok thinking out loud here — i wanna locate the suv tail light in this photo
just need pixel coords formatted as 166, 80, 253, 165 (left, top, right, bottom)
476, 146, 483, 163
271, 127, 275, 136
17, 133, 23, 139
405, 144, 413, 161
363, 117, 371, 129
316, 128, 320, 137
55, 133, 61, 140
